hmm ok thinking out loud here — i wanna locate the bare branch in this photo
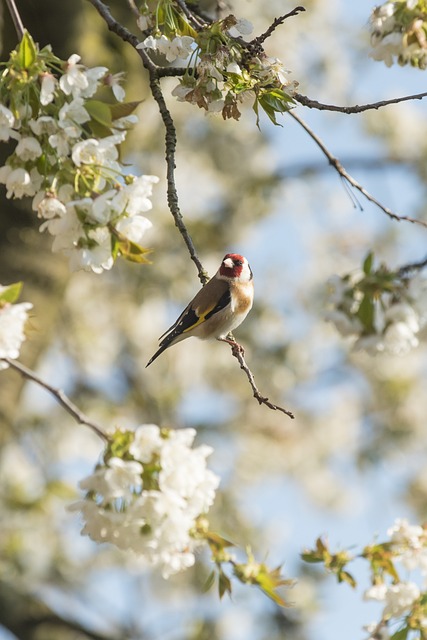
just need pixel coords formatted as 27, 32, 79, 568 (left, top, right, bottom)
175, 0, 206, 29
295, 91, 427, 113
289, 110, 427, 228
224, 341, 295, 419
4, 0, 25, 40
2, 359, 110, 442
250, 6, 306, 46
146, 73, 209, 284
398, 255, 427, 276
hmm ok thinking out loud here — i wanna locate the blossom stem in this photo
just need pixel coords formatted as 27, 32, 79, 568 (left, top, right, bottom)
4, 0, 25, 40
2, 358, 110, 442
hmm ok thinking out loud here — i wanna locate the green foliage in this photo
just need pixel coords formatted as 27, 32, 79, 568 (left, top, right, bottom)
0, 282, 23, 306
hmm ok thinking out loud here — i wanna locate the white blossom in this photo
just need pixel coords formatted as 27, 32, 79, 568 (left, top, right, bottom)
71, 426, 220, 579
0, 298, 33, 369
383, 322, 419, 355
0, 104, 19, 141
59, 54, 90, 97
29, 116, 57, 136
137, 35, 194, 62
37, 194, 67, 219
70, 227, 114, 274
79, 66, 108, 99
116, 216, 152, 243
15, 136, 43, 161
228, 18, 253, 37
383, 582, 420, 618
40, 74, 57, 105
0, 166, 36, 199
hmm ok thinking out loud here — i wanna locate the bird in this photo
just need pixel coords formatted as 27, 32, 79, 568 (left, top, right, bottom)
146, 253, 254, 367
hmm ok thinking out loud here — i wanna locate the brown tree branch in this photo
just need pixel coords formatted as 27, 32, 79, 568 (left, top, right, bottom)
288, 110, 427, 228
225, 341, 295, 419
250, 6, 306, 47
2, 358, 110, 442
398, 255, 427, 276
295, 91, 427, 113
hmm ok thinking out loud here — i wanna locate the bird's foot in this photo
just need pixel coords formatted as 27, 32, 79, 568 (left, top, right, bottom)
217, 337, 245, 358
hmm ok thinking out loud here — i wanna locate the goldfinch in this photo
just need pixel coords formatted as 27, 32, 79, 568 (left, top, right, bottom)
146, 253, 254, 367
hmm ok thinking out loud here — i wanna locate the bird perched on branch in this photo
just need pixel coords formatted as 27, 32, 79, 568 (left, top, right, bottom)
146, 253, 254, 367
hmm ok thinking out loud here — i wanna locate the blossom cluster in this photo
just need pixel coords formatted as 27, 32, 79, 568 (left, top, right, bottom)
363, 518, 427, 639
0, 32, 158, 273
136, 6, 298, 124
369, 1, 427, 68
324, 254, 427, 355
0, 282, 32, 369
70, 425, 220, 578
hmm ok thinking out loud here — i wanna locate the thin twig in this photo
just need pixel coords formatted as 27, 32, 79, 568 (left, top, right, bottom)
175, 0, 206, 29
398, 255, 427, 276
250, 6, 306, 46
227, 342, 295, 419
289, 110, 427, 228
295, 91, 427, 113
4, 0, 25, 40
2, 358, 110, 442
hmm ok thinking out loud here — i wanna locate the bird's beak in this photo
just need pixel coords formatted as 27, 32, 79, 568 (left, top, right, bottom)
223, 258, 234, 269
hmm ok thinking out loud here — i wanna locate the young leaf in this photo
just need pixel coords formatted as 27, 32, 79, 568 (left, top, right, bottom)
218, 569, 232, 600
357, 294, 375, 332
111, 230, 152, 264
363, 251, 374, 275
18, 31, 37, 70
391, 627, 409, 640
202, 570, 216, 593
85, 100, 113, 137
0, 281, 23, 305
110, 100, 143, 121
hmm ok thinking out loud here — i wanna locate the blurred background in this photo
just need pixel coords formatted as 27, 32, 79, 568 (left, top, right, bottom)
1, 0, 427, 638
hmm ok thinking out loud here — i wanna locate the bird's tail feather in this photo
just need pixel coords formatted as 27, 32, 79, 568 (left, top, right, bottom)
146, 330, 180, 367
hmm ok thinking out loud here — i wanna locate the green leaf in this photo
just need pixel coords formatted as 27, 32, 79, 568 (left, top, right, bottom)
202, 570, 216, 593
391, 627, 409, 640
111, 230, 152, 264
218, 569, 232, 600
0, 281, 23, 304
174, 11, 197, 38
337, 570, 357, 589
85, 100, 113, 138
363, 251, 374, 275
18, 31, 37, 70
110, 100, 143, 121
357, 294, 375, 332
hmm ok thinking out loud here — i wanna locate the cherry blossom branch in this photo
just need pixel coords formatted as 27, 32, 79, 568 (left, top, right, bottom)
87, 0, 295, 414
86, 0, 208, 284
294, 91, 427, 113
4, 0, 25, 40
289, 110, 427, 228
2, 358, 110, 442
227, 342, 295, 419
250, 6, 306, 46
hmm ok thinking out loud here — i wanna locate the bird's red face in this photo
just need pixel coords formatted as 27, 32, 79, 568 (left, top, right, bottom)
219, 253, 252, 281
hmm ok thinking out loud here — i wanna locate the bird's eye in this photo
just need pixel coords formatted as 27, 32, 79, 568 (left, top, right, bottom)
234, 259, 243, 266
